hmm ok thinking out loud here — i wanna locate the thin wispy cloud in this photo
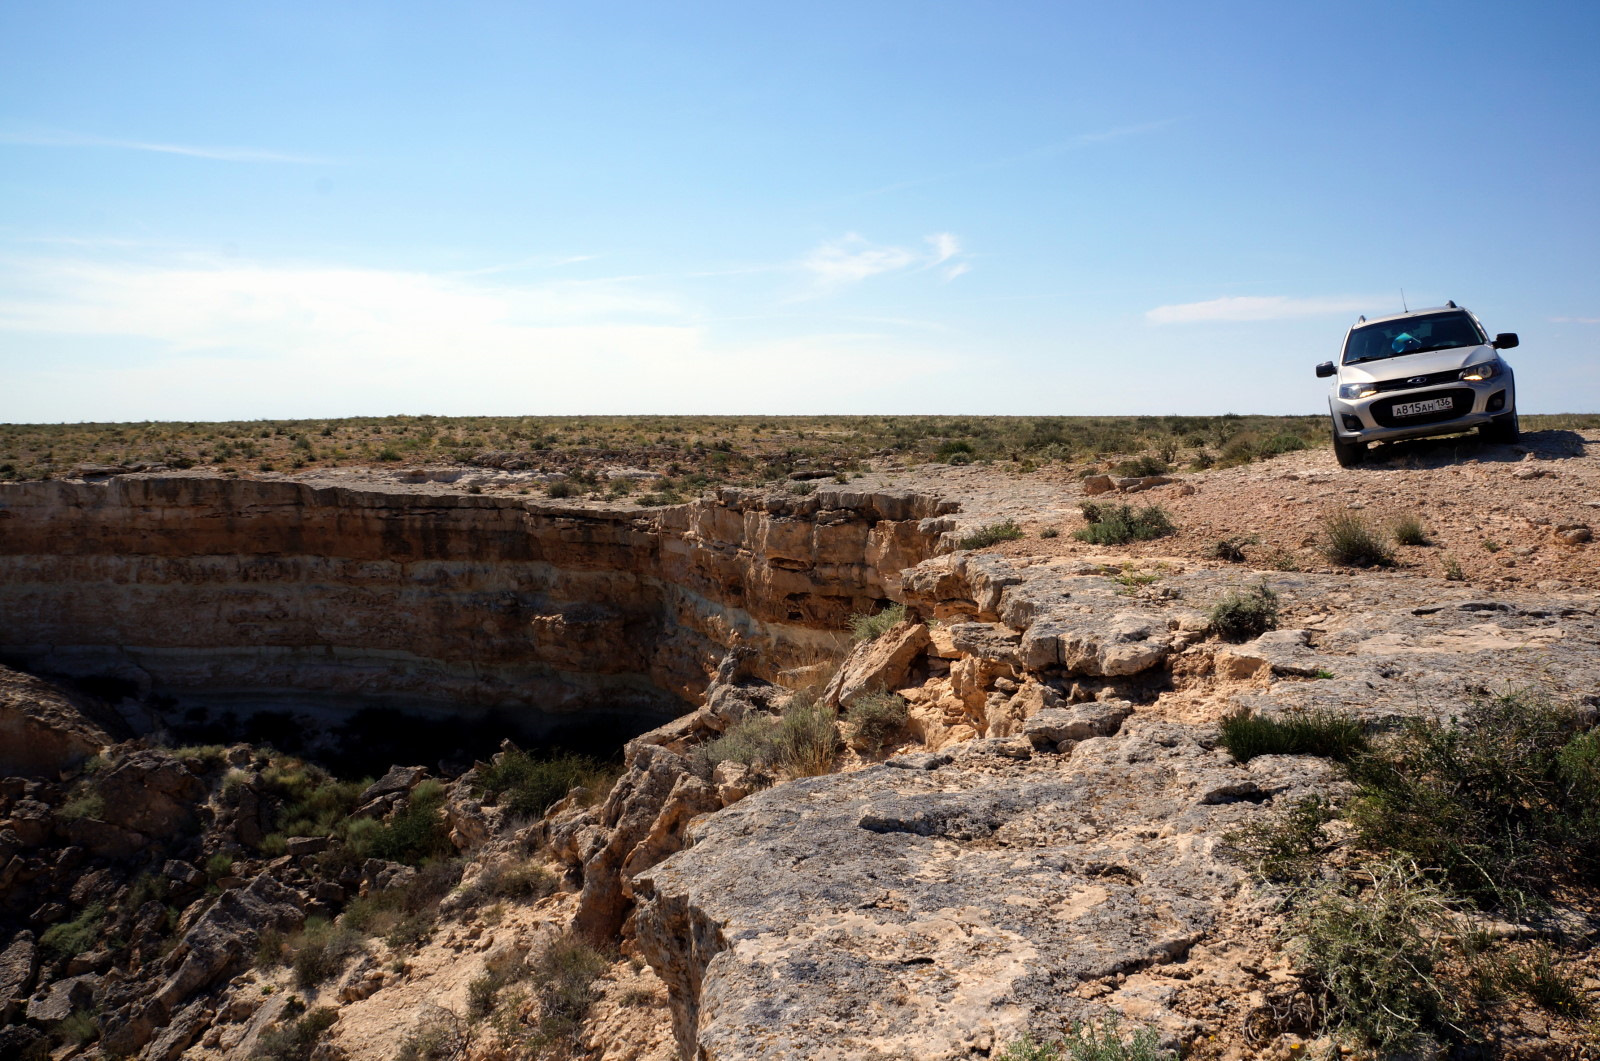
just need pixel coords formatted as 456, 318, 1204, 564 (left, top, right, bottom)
801, 232, 969, 290
1072, 118, 1179, 144
1146, 295, 1372, 324
0, 130, 330, 164
925, 233, 960, 267
804, 234, 918, 286
452, 254, 602, 277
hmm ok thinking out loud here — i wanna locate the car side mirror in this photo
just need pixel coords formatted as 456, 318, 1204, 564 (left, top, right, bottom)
1315, 361, 1336, 378
1493, 333, 1519, 350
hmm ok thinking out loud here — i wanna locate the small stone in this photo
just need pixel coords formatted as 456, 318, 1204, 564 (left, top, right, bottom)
884, 752, 950, 771
1081, 475, 1115, 496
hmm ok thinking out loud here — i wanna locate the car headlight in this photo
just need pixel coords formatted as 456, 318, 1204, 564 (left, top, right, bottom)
1338, 383, 1378, 400
1459, 360, 1501, 382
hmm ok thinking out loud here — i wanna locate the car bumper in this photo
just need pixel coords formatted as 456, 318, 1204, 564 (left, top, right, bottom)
1330, 377, 1514, 444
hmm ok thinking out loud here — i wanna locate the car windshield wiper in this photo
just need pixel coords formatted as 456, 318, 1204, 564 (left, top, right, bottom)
1346, 355, 1393, 364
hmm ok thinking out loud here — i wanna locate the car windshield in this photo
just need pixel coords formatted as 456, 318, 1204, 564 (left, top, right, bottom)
1342, 311, 1486, 364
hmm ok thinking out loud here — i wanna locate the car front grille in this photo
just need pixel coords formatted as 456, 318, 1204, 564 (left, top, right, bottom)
1370, 369, 1462, 394
1371, 388, 1476, 428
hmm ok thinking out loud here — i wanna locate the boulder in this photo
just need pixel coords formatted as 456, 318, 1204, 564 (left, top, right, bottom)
571, 744, 699, 945
822, 622, 931, 708
24, 972, 98, 1023
94, 751, 205, 838
947, 622, 1021, 664
284, 835, 330, 857
1022, 701, 1134, 748
0, 931, 37, 1022
7, 800, 52, 847
59, 815, 146, 860
1081, 475, 1115, 495
142, 998, 212, 1061
356, 765, 427, 806
0, 666, 116, 777
153, 873, 303, 1019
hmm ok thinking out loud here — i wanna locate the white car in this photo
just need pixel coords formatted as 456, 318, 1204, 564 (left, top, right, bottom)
1316, 302, 1519, 467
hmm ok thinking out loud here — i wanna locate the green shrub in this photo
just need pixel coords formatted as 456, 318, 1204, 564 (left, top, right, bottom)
846, 692, 909, 753
395, 1011, 466, 1061
995, 1016, 1173, 1060
1110, 454, 1169, 478
1390, 512, 1429, 546
848, 603, 907, 642
458, 862, 559, 905
1486, 943, 1589, 1016
54, 1009, 99, 1047
936, 440, 974, 461
1291, 859, 1464, 1054
695, 695, 839, 778
545, 480, 576, 499
1319, 510, 1394, 567
771, 696, 840, 777
468, 949, 530, 1019
1222, 796, 1338, 891
352, 780, 453, 865
257, 758, 367, 843
694, 715, 782, 772
288, 918, 364, 988
475, 751, 615, 819
1347, 692, 1597, 907
1039, 526, 1060, 539
254, 1007, 338, 1061
1259, 432, 1309, 457
342, 859, 463, 949
57, 787, 105, 822
1217, 710, 1367, 764
40, 903, 105, 960
171, 744, 230, 770
956, 520, 1024, 549
1073, 503, 1174, 546
1208, 537, 1250, 563
255, 928, 287, 969
1207, 583, 1278, 641
528, 933, 610, 1045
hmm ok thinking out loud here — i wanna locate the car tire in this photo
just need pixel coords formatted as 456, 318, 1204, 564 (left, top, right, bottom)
1479, 411, 1521, 445
1331, 427, 1366, 467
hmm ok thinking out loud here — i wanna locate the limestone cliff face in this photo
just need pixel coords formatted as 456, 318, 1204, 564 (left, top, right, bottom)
0, 477, 954, 732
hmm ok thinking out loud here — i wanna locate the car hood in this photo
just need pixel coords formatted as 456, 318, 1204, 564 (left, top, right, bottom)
1339, 344, 1497, 383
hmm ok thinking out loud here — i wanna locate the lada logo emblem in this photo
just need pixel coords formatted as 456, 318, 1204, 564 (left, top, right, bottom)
1407, 377, 1428, 385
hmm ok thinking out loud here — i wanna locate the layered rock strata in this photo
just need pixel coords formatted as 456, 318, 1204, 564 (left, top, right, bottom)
0, 477, 953, 736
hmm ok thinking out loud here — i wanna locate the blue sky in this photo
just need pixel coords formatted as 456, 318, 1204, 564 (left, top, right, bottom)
2, 1, 1597, 421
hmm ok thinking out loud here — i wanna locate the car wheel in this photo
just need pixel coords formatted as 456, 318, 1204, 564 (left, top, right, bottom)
1331, 427, 1366, 467
1478, 411, 1521, 445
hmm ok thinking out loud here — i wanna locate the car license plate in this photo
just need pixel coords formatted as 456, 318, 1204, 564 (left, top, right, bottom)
1393, 397, 1453, 418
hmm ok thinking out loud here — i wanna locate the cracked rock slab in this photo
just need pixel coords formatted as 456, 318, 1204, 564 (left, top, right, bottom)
633, 718, 1261, 1061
